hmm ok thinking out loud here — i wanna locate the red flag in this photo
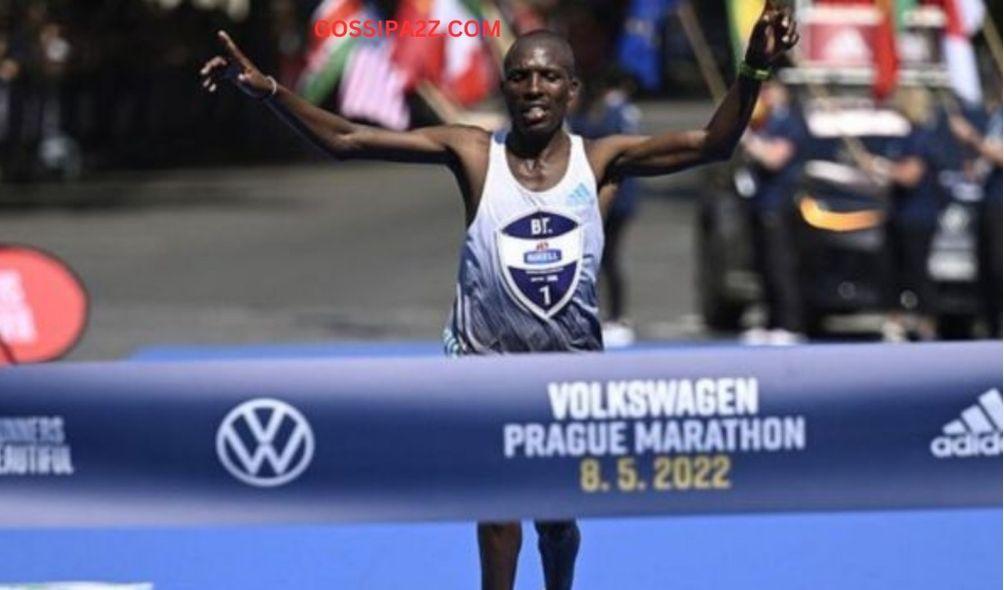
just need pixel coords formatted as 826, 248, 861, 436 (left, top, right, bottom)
391, 0, 444, 89
445, 46, 495, 105
391, 0, 496, 106
434, 0, 496, 105
872, 0, 899, 99
815, 0, 899, 99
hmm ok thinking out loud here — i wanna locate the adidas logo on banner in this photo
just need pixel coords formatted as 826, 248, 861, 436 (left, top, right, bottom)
930, 389, 1003, 459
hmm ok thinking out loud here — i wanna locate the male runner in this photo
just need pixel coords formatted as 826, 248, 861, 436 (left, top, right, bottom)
200, 5, 797, 588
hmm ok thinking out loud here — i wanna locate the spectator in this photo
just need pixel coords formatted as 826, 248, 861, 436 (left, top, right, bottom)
35, 21, 81, 179
864, 88, 940, 342
739, 80, 805, 345
0, 31, 22, 174
568, 67, 641, 347
949, 105, 1003, 336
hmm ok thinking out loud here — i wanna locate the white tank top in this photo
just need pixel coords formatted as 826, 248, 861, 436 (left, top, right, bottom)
444, 130, 605, 355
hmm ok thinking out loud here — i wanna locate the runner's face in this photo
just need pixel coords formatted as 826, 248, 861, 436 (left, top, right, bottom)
503, 45, 577, 137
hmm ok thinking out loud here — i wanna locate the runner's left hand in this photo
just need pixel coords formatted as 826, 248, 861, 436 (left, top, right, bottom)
199, 31, 273, 99
745, 1, 799, 69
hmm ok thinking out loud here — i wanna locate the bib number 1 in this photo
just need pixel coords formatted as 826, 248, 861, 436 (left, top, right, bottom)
539, 285, 552, 306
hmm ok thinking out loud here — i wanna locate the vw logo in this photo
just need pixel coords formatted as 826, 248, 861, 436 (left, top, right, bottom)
216, 398, 315, 487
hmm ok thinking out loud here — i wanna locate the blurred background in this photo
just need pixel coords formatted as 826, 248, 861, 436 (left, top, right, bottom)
0, 4, 1000, 589
0, 0, 1000, 361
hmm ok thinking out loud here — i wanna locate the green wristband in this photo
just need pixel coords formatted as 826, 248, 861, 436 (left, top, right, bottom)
738, 61, 772, 81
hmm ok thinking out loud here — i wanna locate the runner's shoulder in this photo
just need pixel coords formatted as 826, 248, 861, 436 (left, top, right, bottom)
453, 125, 492, 155
433, 125, 492, 167
417, 124, 491, 149
583, 134, 648, 179
584, 134, 647, 155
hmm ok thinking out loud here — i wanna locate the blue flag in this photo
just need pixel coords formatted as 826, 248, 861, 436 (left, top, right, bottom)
617, 0, 677, 91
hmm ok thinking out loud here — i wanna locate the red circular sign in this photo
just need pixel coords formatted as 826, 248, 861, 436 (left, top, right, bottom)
0, 246, 88, 364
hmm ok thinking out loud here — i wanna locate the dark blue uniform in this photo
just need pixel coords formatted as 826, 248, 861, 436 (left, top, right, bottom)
885, 123, 942, 313
747, 105, 806, 332
751, 105, 807, 212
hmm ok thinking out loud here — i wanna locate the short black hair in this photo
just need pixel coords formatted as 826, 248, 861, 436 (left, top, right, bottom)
503, 30, 576, 77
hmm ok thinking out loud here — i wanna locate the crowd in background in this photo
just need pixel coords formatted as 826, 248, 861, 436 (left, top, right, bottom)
0, 0, 303, 180
0, 0, 727, 181
1, 0, 1000, 340
740, 81, 1000, 340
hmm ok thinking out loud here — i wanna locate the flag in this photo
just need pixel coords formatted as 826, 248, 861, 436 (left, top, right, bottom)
726, 0, 764, 68
618, 0, 677, 90
339, 40, 411, 129
298, 0, 411, 129
933, 0, 985, 104
391, 0, 443, 88
812, 0, 901, 99
436, 0, 496, 104
391, 0, 496, 106
298, 0, 364, 104
873, 0, 900, 99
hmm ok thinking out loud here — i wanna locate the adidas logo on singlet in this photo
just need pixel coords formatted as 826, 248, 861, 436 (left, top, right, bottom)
565, 183, 592, 208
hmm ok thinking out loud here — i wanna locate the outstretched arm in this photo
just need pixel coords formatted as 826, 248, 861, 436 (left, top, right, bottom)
593, 1, 798, 180
200, 31, 479, 164
950, 114, 1004, 166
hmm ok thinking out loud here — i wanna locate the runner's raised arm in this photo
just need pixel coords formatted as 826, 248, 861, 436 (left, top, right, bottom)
589, 1, 799, 181
199, 31, 485, 165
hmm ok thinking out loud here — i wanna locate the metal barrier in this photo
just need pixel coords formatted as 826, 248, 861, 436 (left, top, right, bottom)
0, 342, 1000, 526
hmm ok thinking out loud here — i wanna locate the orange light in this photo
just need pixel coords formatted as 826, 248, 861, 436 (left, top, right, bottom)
798, 196, 884, 232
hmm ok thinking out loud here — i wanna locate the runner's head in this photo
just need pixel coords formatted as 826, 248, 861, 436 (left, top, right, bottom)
502, 31, 579, 138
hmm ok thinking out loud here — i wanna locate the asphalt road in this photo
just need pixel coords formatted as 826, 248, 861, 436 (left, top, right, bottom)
0, 102, 719, 360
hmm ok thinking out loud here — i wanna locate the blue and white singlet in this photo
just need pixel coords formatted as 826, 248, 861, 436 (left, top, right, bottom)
444, 130, 605, 355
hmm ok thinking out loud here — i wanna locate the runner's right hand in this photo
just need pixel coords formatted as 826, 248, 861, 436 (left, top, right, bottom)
200, 31, 274, 99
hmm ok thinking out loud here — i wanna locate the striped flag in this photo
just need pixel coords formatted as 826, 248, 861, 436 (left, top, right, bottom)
338, 40, 411, 130
297, 0, 411, 129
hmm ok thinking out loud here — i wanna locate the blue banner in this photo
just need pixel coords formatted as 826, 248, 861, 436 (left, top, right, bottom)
0, 342, 1000, 526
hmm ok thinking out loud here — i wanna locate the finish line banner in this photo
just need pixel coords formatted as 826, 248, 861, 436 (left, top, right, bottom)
0, 342, 1000, 526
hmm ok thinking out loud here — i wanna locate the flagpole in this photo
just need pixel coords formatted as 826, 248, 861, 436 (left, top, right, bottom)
676, 0, 728, 101
981, 16, 1003, 77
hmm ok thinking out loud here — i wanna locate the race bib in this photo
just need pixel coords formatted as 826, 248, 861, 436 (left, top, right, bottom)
497, 210, 584, 320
